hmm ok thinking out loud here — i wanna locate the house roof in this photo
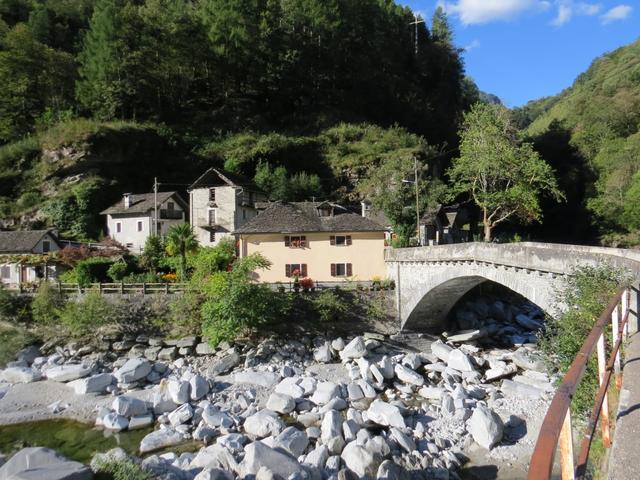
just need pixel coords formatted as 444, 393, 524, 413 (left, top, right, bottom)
235, 201, 387, 234
101, 191, 187, 216
189, 167, 261, 191
0, 230, 59, 253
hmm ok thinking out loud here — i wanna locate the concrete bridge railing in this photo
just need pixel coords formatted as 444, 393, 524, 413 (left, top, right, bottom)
385, 242, 640, 332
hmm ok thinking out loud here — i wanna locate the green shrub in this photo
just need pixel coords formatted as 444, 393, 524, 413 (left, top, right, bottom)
62, 257, 114, 286
539, 264, 631, 416
189, 239, 236, 282
166, 290, 203, 336
0, 323, 36, 367
58, 290, 114, 336
0, 285, 31, 324
312, 290, 348, 322
107, 262, 128, 281
31, 282, 65, 325
200, 254, 290, 346
93, 459, 152, 480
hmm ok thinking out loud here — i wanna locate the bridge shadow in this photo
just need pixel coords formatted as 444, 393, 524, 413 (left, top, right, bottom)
459, 465, 499, 480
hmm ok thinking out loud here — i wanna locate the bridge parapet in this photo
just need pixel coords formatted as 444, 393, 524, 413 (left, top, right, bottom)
385, 242, 640, 332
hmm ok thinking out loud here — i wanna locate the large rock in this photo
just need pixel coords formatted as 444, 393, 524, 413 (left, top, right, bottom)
0, 447, 92, 480
266, 392, 295, 414
468, 405, 504, 450
394, 364, 424, 386
377, 460, 409, 480
0, 366, 41, 384
514, 314, 543, 331
310, 382, 340, 406
114, 358, 152, 384
232, 371, 280, 388
512, 348, 546, 372
275, 377, 305, 400
484, 363, 517, 382
207, 351, 240, 376
168, 403, 193, 426
431, 341, 453, 363
244, 410, 285, 438
447, 349, 476, 372
190, 444, 239, 471
190, 375, 209, 401
69, 373, 113, 395
500, 379, 544, 398
168, 379, 191, 404
241, 442, 303, 478
102, 412, 129, 432
340, 337, 367, 360
341, 441, 382, 478
366, 400, 405, 428
45, 364, 92, 383
273, 427, 309, 457
447, 329, 487, 343
314, 342, 333, 363
112, 396, 148, 417
139, 428, 186, 453
321, 410, 343, 442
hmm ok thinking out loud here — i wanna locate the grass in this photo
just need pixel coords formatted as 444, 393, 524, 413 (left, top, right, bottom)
0, 321, 36, 367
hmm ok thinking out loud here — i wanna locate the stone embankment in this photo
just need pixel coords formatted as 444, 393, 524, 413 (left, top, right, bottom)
0, 296, 555, 479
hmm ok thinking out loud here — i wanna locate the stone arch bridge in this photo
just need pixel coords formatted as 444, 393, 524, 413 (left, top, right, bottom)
385, 242, 640, 332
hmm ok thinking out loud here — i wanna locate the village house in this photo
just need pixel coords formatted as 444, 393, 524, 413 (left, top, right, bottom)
101, 192, 188, 253
0, 230, 62, 287
419, 203, 470, 246
188, 168, 267, 247
235, 201, 387, 283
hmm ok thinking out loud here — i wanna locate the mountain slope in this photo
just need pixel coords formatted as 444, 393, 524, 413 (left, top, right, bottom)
514, 38, 640, 245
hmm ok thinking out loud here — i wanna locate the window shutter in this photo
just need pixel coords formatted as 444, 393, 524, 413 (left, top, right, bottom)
347, 263, 353, 276
330, 264, 336, 277
302, 264, 308, 276
301, 235, 306, 247
286, 264, 291, 277
330, 236, 336, 245
284, 236, 290, 247
346, 235, 352, 245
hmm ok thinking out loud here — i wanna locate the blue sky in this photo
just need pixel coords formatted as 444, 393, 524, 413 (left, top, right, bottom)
402, 1, 638, 106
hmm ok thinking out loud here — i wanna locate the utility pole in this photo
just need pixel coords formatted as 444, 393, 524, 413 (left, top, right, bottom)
153, 177, 158, 236
409, 14, 425, 56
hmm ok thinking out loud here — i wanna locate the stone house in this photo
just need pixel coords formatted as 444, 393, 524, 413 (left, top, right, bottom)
0, 230, 62, 287
420, 204, 470, 246
101, 192, 188, 253
235, 201, 387, 283
188, 168, 267, 247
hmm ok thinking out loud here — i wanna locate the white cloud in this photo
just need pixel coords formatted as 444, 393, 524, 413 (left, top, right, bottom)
551, 3, 573, 25
600, 4, 632, 23
576, 2, 601, 15
442, 0, 546, 25
464, 39, 481, 51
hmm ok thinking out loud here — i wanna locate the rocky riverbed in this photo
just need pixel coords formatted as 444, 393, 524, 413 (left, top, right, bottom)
0, 296, 556, 479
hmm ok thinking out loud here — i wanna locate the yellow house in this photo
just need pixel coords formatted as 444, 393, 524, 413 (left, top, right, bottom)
235, 201, 387, 283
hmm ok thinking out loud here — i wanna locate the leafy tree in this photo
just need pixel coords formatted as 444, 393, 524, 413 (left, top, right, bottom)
31, 282, 65, 325
165, 223, 198, 280
254, 161, 322, 201
189, 238, 236, 282
448, 103, 563, 241
140, 235, 164, 274
431, 6, 452, 44
200, 253, 289, 346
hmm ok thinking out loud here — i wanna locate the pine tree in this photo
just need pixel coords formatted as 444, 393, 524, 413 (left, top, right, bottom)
431, 6, 452, 44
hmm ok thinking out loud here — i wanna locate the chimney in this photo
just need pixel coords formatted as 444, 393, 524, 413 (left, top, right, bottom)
123, 193, 132, 209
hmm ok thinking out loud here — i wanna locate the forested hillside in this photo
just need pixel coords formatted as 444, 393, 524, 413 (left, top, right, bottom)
514, 39, 640, 245
0, 0, 477, 240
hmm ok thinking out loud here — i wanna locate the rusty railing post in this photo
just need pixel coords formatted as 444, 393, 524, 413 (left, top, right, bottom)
559, 409, 575, 480
596, 332, 612, 448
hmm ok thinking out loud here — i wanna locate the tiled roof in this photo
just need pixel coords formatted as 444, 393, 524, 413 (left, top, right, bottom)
0, 230, 58, 253
189, 168, 261, 191
101, 191, 186, 215
235, 202, 386, 234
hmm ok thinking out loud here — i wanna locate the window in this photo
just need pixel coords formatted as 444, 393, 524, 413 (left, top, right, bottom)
284, 235, 306, 248
42, 240, 50, 253
116, 222, 122, 233
242, 209, 246, 220
137, 221, 143, 232
330, 235, 352, 246
285, 264, 307, 277
208, 209, 216, 226
209, 188, 216, 202
1, 265, 10, 279
209, 231, 216, 243
167, 201, 174, 211
331, 263, 352, 277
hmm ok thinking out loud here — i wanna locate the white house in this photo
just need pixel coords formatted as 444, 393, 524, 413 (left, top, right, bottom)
101, 192, 188, 253
0, 230, 62, 287
188, 168, 267, 247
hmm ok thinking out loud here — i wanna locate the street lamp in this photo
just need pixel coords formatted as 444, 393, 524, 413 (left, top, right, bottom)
401, 157, 420, 246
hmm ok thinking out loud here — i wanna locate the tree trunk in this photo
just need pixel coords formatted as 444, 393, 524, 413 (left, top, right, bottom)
483, 208, 492, 242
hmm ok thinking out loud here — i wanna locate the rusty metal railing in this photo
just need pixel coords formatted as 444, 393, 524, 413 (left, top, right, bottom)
528, 287, 631, 479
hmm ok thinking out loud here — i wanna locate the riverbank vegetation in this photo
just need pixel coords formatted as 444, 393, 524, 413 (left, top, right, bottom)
539, 264, 631, 416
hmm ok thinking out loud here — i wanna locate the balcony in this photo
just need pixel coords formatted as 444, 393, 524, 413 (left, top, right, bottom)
159, 209, 183, 220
